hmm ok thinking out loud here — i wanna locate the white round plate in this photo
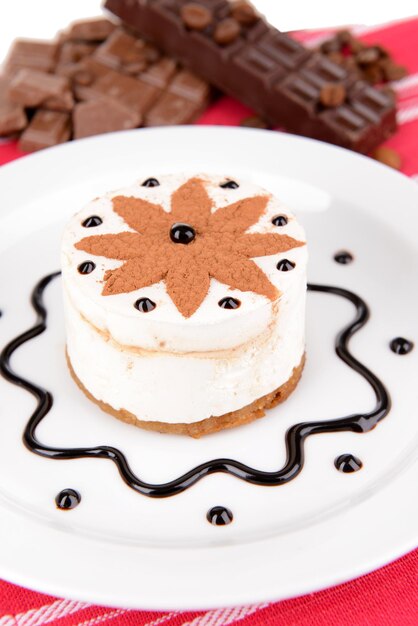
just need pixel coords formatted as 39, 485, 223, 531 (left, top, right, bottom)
0, 127, 417, 610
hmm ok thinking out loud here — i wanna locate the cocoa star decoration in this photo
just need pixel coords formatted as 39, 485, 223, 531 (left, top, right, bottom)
75, 177, 304, 317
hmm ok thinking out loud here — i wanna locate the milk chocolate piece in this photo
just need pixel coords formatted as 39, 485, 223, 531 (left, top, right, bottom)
140, 57, 178, 87
66, 18, 116, 42
85, 68, 161, 114
8, 69, 74, 112
105, 0, 397, 152
0, 76, 27, 135
145, 92, 204, 126
58, 41, 97, 65
94, 29, 148, 73
19, 110, 71, 152
0, 12, 211, 145
145, 69, 209, 125
168, 69, 210, 102
73, 99, 141, 138
4, 39, 58, 74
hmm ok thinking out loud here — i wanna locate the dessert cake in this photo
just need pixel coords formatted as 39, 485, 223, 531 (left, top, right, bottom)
61, 174, 307, 437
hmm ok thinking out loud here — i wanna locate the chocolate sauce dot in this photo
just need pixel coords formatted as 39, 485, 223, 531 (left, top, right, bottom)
334, 251, 354, 264
170, 223, 196, 244
277, 259, 295, 272
272, 215, 288, 227
142, 178, 160, 187
78, 261, 96, 275
82, 215, 103, 228
207, 506, 233, 526
134, 298, 156, 313
390, 337, 414, 355
218, 297, 241, 309
335, 454, 363, 473
55, 488, 81, 510
220, 180, 239, 189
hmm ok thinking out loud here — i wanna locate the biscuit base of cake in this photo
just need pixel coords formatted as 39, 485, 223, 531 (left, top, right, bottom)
67, 351, 305, 438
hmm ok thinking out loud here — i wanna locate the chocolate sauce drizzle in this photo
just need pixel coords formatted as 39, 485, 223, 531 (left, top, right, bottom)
0, 273, 391, 499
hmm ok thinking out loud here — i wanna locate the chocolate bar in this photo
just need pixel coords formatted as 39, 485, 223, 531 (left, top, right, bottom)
105, 0, 397, 153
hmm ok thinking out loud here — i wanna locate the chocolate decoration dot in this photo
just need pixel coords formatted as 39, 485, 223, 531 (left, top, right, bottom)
335, 454, 363, 473
142, 177, 160, 187
390, 337, 414, 355
82, 215, 103, 228
334, 251, 354, 264
207, 506, 233, 526
78, 261, 96, 275
220, 180, 239, 189
272, 215, 288, 227
277, 259, 295, 272
134, 298, 156, 313
55, 488, 81, 510
170, 222, 196, 244
218, 297, 241, 309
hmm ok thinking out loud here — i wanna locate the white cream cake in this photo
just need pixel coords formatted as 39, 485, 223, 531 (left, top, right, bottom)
61, 173, 307, 436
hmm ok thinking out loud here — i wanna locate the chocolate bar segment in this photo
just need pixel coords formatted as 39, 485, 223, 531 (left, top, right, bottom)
105, 0, 397, 152
64, 18, 117, 43
19, 110, 71, 152
73, 99, 141, 138
0, 76, 27, 135
4, 39, 58, 74
8, 69, 74, 112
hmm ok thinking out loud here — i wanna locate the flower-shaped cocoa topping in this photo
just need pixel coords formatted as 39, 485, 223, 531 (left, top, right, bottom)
75, 177, 304, 317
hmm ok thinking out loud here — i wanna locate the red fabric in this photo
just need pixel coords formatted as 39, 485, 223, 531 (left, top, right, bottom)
0, 16, 417, 626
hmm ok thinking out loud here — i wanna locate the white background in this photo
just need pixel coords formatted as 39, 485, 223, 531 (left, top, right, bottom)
0, 0, 417, 62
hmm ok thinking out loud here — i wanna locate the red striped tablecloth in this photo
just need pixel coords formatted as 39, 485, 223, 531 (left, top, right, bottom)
0, 17, 417, 626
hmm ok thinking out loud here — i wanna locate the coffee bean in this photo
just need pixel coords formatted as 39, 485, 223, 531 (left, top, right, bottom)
240, 115, 269, 129
181, 3, 212, 31
230, 1, 259, 26
380, 60, 408, 81
363, 64, 384, 85
319, 83, 346, 108
326, 51, 344, 65
372, 146, 402, 170
213, 18, 241, 46
356, 46, 381, 66
336, 30, 353, 46
320, 37, 342, 55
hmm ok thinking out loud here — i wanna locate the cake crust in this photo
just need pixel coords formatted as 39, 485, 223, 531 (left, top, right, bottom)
67, 351, 305, 438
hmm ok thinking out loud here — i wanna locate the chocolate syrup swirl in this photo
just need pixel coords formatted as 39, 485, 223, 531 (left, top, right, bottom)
0, 273, 391, 498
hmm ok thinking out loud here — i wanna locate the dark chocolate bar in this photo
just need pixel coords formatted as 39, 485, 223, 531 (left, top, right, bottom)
104, 0, 397, 153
